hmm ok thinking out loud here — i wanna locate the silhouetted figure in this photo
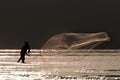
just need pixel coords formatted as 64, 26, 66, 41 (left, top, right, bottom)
17, 41, 30, 63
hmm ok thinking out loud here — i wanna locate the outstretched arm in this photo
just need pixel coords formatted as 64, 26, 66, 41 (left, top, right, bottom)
28, 45, 30, 53
28, 48, 30, 53
26, 53, 30, 56
26, 46, 30, 56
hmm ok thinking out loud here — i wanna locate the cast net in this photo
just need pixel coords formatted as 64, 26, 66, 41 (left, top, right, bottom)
41, 32, 110, 49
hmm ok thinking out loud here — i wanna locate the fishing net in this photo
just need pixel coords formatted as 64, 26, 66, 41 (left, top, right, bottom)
41, 32, 110, 49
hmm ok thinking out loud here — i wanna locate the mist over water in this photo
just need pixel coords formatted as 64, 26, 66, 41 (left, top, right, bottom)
0, 49, 120, 80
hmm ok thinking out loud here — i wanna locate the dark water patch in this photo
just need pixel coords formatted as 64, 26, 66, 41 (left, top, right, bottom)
105, 69, 120, 71
103, 75, 120, 80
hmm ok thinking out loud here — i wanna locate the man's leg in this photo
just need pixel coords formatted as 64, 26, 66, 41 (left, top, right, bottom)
17, 57, 21, 62
22, 56, 25, 63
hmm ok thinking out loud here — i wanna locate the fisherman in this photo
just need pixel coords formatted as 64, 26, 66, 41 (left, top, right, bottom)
17, 41, 30, 63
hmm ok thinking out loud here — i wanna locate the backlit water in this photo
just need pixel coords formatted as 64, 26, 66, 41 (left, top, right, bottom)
0, 49, 120, 80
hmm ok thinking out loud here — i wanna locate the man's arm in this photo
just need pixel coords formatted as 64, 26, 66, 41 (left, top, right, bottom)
26, 46, 30, 56
26, 53, 30, 56
28, 46, 30, 53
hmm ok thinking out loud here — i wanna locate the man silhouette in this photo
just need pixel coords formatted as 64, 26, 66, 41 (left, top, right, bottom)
17, 41, 30, 63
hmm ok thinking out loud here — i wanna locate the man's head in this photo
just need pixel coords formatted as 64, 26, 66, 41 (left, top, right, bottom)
25, 41, 29, 45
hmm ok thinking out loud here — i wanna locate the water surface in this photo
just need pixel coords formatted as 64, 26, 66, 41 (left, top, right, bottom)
0, 49, 119, 80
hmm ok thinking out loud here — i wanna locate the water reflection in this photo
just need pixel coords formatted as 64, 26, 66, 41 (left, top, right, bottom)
0, 49, 119, 79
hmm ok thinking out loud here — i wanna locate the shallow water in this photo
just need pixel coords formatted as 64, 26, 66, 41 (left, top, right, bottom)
0, 49, 120, 80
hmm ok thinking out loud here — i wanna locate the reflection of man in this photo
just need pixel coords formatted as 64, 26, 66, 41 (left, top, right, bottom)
17, 41, 30, 63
